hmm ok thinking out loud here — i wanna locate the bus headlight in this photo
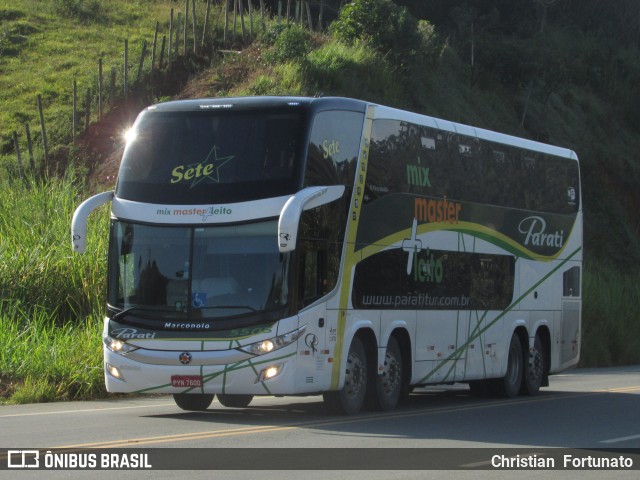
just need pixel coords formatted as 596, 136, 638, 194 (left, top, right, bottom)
238, 325, 306, 356
104, 336, 139, 355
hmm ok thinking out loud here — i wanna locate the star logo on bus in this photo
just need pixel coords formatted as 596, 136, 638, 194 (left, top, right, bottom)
402, 218, 422, 275
179, 352, 192, 365
188, 145, 235, 189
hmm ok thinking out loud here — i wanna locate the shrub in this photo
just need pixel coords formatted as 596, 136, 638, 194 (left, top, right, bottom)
265, 24, 311, 64
330, 0, 421, 66
53, 0, 107, 24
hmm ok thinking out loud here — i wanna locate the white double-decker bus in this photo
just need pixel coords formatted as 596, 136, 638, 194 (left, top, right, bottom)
72, 96, 582, 414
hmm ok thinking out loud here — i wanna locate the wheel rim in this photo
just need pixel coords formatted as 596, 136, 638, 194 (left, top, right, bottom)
528, 348, 543, 382
380, 349, 401, 396
344, 350, 366, 399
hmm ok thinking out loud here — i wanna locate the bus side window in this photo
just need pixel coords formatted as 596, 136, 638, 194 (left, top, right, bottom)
300, 245, 327, 306
563, 266, 581, 297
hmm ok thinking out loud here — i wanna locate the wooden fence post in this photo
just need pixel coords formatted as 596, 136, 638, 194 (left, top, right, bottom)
85, 88, 91, 132
72, 80, 77, 140
169, 8, 174, 64
183, 0, 188, 54
232, 0, 238, 43
13, 131, 24, 180
175, 12, 182, 57
98, 58, 103, 121
260, 0, 266, 31
25, 124, 35, 173
191, 0, 197, 54
159, 35, 166, 69
152, 21, 159, 71
248, 0, 254, 38
306, 1, 313, 30
318, 0, 325, 31
224, 0, 230, 45
110, 67, 116, 108
36, 95, 50, 173
124, 39, 129, 100
137, 40, 148, 82
239, 0, 246, 41
202, 0, 211, 47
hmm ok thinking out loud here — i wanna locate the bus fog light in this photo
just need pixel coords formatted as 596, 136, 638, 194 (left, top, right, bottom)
256, 365, 282, 383
106, 363, 125, 381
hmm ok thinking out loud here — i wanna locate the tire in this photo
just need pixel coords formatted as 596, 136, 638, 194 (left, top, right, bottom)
371, 336, 403, 411
323, 336, 367, 415
217, 394, 254, 408
498, 333, 523, 398
521, 333, 546, 395
173, 393, 215, 411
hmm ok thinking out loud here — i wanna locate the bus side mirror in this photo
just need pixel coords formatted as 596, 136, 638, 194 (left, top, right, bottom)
278, 186, 345, 253
71, 191, 114, 253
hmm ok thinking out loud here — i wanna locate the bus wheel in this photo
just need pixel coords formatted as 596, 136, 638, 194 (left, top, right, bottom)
374, 336, 403, 411
217, 394, 253, 408
522, 334, 545, 395
498, 333, 523, 398
323, 336, 367, 415
173, 393, 214, 411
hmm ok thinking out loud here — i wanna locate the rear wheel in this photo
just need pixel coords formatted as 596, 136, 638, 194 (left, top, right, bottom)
521, 333, 546, 395
371, 336, 403, 411
323, 336, 367, 415
217, 394, 254, 408
497, 333, 523, 398
173, 393, 215, 411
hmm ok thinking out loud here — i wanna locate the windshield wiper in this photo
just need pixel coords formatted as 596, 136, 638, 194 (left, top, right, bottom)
208, 305, 275, 322
110, 307, 140, 322
210, 305, 258, 313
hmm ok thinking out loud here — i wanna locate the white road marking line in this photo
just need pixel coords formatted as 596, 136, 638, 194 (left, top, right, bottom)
0, 403, 175, 418
599, 434, 640, 444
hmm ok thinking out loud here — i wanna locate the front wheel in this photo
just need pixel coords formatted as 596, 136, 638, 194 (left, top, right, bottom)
323, 336, 367, 415
217, 394, 253, 408
173, 393, 215, 411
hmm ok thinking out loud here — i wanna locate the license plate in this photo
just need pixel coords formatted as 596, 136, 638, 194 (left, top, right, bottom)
171, 375, 203, 388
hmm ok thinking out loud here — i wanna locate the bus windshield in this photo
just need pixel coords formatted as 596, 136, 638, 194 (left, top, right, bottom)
116, 109, 305, 204
108, 220, 290, 321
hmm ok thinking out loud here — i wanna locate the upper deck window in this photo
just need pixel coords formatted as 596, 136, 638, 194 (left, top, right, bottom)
116, 109, 305, 204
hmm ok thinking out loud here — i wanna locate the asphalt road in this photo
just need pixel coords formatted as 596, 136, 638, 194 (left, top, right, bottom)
1, 365, 639, 479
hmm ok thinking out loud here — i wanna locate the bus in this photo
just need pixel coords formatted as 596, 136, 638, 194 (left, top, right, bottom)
71, 96, 582, 414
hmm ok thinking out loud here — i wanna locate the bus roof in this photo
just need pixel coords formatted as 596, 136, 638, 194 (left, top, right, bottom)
145, 96, 368, 113
371, 104, 578, 161
145, 96, 577, 161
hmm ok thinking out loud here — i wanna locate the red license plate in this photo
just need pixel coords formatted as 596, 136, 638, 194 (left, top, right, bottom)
171, 375, 203, 388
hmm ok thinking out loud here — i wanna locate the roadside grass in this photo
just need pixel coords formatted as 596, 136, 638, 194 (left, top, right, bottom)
581, 259, 640, 367
0, 175, 109, 318
0, 302, 104, 404
0, 175, 109, 403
